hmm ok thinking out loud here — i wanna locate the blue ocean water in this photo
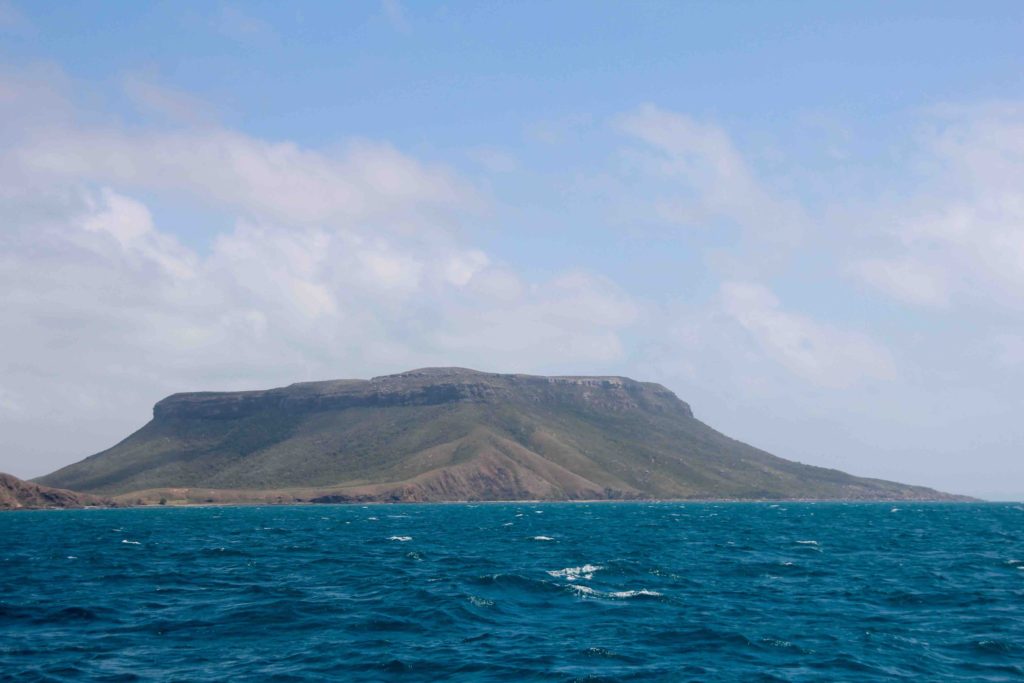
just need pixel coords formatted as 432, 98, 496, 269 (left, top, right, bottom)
2, 503, 1023, 681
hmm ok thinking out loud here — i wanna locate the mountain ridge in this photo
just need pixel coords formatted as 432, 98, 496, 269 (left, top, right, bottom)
36, 368, 968, 503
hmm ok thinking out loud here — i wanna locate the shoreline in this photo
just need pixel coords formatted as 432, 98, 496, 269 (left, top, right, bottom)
3, 496, 991, 511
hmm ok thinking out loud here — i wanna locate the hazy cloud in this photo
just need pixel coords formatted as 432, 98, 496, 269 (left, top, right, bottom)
466, 146, 519, 173
719, 282, 895, 388
381, 0, 410, 33
619, 104, 806, 242
852, 105, 1024, 312
17, 129, 476, 228
122, 73, 218, 125
850, 258, 949, 309
214, 4, 277, 45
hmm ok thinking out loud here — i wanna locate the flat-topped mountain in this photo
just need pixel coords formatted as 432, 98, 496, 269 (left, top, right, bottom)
36, 368, 965, 503
0, 472, 116, 510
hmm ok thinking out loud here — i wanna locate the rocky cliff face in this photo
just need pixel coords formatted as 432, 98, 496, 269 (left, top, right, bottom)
153, 367, 693, 421
0, 473, 115, 510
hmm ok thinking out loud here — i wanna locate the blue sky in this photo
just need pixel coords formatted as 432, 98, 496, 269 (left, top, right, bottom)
1, 1, 1023, 498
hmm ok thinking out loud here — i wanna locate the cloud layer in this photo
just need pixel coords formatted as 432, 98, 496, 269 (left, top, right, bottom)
851, 105, 1024, 312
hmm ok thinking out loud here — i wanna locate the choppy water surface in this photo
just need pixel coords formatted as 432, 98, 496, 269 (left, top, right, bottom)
2, 503, 1023, 681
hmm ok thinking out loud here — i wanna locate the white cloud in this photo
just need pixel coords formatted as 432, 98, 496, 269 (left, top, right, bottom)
618, 104, 806, 241
442, 249, 489, 286
850, 258, 948, 308
82, 188, 154, 244
851, 105, 1024, 311
78, 188, 198, 280
17, 130, 475, 229
720, 282, 895, 387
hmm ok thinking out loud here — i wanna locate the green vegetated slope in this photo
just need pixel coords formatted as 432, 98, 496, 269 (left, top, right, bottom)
37, 368, 963, 502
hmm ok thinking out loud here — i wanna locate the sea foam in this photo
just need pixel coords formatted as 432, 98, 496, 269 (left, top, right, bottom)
547, 564, 603, 581
569, 585, 662, 599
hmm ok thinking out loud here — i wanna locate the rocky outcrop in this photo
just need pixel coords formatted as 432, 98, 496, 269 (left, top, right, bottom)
0, 473, 116, 510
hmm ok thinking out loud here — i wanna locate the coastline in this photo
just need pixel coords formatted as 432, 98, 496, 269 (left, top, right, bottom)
3, 496, 986, 511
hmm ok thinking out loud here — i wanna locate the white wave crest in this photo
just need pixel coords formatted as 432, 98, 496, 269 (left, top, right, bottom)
609, 589, 662, 598
532, 535, 554, 541
388, 536, 412, 542
569, 585, 661, 599
547, 564, 603, 581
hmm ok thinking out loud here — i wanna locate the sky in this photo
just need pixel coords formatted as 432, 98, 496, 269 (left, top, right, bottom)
1, 1, 1023, 499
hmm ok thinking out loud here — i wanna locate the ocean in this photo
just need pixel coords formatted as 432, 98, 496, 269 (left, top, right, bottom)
2, 503, 1022, 681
